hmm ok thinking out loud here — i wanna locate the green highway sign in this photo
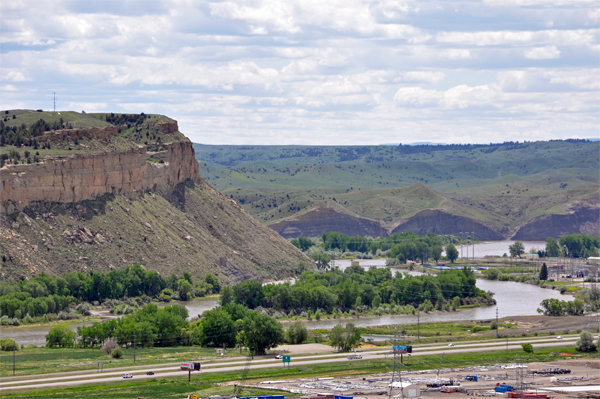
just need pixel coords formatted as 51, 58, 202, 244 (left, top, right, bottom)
282, 355, 290, 363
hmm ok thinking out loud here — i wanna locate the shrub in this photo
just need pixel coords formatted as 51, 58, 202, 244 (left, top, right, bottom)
287, 321, 309, 344
522, 343, 533, 353
101, 338, 118, 354
111, 346, 124, 359
490, 320, 498, 330
575, 331, 597, 353
0, 338, 19, 351
46, 325, 76, 348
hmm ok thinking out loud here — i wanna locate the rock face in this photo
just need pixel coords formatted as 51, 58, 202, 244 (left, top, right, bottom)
1, 140, 199, 214
391, 209, 504, 240
269, 204, 388, 238
0, 118, 309, 282
511, 207, 600, 241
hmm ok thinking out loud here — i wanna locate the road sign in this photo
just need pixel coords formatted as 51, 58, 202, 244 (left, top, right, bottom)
282, 355, 291, 363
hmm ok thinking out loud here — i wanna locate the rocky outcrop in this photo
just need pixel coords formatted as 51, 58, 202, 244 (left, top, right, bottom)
36, 125, 121, 143
1, 140, 199, 214
391, 209, 503, 240
511, 207, 600, 241
269, 204, 388, 238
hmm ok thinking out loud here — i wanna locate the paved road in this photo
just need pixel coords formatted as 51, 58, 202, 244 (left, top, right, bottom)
1, 335, 576, 392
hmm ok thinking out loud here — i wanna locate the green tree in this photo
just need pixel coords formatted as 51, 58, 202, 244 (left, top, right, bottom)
204, 274, 220, 293
178, 279, 193, 301
0, 338, 19, 351
509, 241, 525, 258
46, 325, 75, 348
537, 298, 566, 316
446, 244, 458, 263
312, 252, 331, 271
431, 245, 443, 262
287, 320, 308, 344
545, 238, 561, 257
328, 323, 362, 352
521, 343, 533, 353
182, 271, 193, 285
199, 307, 237, 348
575, 331, 597, 352
242, 311, 284, 355
219, 286, 234, 306
539, 263, 548, 281
291, 237, 315, 252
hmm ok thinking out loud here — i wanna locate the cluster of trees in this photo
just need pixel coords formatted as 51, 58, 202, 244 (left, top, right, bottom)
0, 266, 221, 320
52, 302, 286, 355
293, 231, 462, 264
102, 112, 147, 126
543, 235, 600, 258
219, 266, 492, 316
72, 304, 189, 348
1, 117, 69, 148
537, 298, 585, 316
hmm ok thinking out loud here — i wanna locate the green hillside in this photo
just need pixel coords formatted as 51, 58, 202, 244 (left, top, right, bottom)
193, 141, 599, 234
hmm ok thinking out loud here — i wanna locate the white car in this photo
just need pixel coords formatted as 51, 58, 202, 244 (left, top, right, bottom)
275, 355, 283, 359
122, 373, 133, 379
556, 336, 563, 339
448, 343, 455, 347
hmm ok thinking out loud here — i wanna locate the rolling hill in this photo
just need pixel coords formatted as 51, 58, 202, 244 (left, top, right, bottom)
193, 141, 599, 240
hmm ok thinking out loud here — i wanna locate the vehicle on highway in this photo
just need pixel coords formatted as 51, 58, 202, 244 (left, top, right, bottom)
448, 343, 455, 347
556, 336, 563, 339
275, 355, 282, 359
347, 354, 362, 359
122, 373, 133, 379
146, 371, 154, 375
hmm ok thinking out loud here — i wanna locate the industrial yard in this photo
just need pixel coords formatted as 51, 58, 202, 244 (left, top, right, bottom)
241, 358, 599, 399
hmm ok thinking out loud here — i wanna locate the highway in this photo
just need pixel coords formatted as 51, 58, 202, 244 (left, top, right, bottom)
1, 335, 576, 392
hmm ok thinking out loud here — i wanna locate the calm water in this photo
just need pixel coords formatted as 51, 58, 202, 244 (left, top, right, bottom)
296, 279, 569, 330
1, 280, 568, 346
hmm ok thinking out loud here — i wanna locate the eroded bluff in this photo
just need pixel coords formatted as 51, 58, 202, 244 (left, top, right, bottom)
0, 120, 309, 282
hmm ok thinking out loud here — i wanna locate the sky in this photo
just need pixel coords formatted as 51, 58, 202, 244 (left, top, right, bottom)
1, 0, 598, 145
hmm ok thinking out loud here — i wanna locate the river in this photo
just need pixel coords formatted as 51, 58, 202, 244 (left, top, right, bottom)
0, 279, 568, 346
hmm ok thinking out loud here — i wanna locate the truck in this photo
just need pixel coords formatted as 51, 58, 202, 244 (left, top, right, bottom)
465, 375, 478, 382
347, 354, 362, 360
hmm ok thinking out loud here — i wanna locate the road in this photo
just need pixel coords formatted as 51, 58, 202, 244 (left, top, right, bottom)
1, 335, 576, 392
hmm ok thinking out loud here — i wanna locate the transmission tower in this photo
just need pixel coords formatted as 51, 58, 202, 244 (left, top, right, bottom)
514, 359, 524, 394
53, 92, 56, 113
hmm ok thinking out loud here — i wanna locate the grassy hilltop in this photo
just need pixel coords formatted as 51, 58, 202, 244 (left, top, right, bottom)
194, 141, 599, 236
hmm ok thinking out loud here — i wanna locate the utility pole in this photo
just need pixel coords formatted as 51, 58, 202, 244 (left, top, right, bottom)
133, 333, 136, 364
472, 231, 475, 261
53, 92, 56, 113
460, 232, 463, 259
13, 346, 16, 376
496, 307, 499, 338
417, 312, 420, 341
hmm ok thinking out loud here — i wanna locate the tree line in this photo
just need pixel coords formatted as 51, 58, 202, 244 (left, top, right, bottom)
219, 266, 494, 317
0, 265, 220, 322
293, 231, 462, 264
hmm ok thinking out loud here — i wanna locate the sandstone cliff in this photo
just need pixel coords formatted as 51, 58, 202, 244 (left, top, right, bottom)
1, 126, 198, 214
0, 112, 309, 282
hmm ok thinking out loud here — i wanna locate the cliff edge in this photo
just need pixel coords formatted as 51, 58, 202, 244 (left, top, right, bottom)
0, 110, 309, 282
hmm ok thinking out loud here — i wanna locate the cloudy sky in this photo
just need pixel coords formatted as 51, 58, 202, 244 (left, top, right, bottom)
1, 0, 598, 145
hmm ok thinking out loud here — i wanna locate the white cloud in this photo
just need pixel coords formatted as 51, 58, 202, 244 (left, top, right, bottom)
524, 46, 560, 60
0, 0, 597, 144
440, 49, 471, 60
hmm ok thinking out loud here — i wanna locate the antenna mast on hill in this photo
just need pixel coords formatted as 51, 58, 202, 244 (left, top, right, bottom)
53, 92, 56, 113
